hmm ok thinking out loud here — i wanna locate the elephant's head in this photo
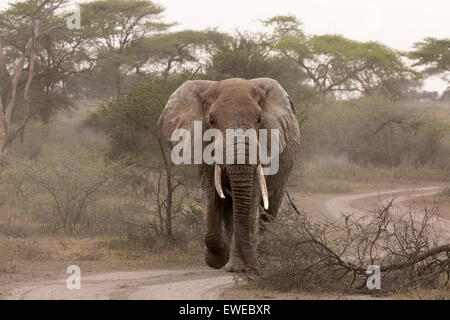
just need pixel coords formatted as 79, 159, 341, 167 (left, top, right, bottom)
158, 78, 299, 268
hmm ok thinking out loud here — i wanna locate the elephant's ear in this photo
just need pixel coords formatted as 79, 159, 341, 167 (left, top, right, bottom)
250, 78, 300, 156
157, 80, 216, 143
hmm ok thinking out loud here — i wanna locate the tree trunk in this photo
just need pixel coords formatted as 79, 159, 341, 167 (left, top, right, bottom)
165, 169, 173, 237
0, 120, 8, 154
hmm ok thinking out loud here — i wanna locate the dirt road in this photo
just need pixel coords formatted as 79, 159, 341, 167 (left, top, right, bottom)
4, 268, 235, 300
324, 186, 449, 239
325, 186, 442, 218
2, 186, 446, 300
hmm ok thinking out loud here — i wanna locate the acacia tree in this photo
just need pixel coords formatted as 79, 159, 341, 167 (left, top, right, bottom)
264, 15, 416, 101
410, 37, 450, 81
261, 14, 304, 39
2, 6, 92, 124
204, 32, 309, 107
130, 29, 228, 78
80, 0, 173, 97
0, 0, 68, 153
27, 14, 93, 122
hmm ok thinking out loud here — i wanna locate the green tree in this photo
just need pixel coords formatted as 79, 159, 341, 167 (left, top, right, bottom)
28, 14, 93, 122
80, 0, 173, 96
204, 32, 309, 107
409, 37, 450, 80
0, 0, 94, 126
131, 30, 228, 78
0, 0, 68, 152
265, 15, 416, 100
261, 14, 304, 39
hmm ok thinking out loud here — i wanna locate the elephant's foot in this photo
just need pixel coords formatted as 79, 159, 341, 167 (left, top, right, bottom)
225, 254, 258, 273
205, 246, 229, 269
224, 256, 246, 273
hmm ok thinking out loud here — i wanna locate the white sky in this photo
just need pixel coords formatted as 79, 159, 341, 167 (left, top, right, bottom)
1, 0, 448, 92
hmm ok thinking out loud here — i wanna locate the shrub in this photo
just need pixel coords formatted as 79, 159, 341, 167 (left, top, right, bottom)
302, 95, 450, 169
23, 148, 116, 233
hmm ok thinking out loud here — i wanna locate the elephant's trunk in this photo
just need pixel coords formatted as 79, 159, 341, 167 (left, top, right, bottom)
215, 163, 268, 209
226, 164, 257, 266
214, 129, 269, 209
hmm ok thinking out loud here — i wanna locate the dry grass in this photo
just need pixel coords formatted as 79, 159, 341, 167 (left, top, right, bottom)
222, 283, 450, 300
0, 234, 204, 286
291, 157, 449, 194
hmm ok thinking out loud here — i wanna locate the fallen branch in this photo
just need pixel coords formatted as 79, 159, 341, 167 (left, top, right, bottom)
254, 201, 450, 292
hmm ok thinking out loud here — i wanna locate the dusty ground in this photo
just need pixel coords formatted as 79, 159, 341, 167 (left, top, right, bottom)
0, 185, 448, 300
2, 268, 234, 300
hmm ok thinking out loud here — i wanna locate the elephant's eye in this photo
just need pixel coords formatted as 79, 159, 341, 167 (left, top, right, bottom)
209, 117, 216, 126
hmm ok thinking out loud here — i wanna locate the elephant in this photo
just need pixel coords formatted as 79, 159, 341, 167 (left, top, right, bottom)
157, 78, 300, 272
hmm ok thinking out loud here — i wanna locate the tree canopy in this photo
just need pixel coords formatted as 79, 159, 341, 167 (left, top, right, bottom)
410, 37, 450, 77
80, 0, 173, 96
273, 31, 417, 99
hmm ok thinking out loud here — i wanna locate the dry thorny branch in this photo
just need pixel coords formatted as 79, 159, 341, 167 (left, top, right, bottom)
254, 201, 450, 293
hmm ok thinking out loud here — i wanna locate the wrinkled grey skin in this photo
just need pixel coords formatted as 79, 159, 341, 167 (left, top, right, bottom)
157, 78, 300, 272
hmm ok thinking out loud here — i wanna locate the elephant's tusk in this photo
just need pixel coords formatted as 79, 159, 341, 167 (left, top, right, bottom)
257, 164, 269, 210
214, 164, 225, 199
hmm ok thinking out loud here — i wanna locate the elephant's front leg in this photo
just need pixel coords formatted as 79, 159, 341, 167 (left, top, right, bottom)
203, 191, 229, 269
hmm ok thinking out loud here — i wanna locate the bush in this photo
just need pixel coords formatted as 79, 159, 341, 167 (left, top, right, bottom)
0, 148, 117, 235
302, 95, 450, 169
25, 148, 116, 233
